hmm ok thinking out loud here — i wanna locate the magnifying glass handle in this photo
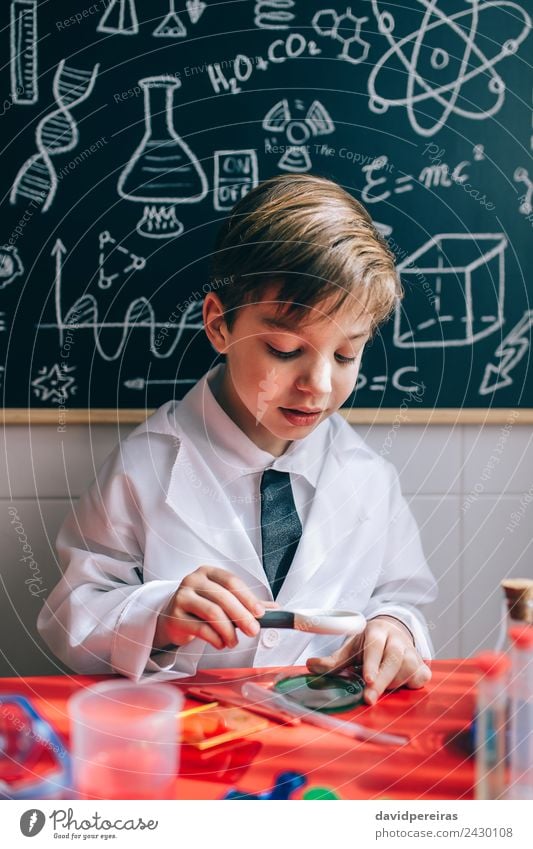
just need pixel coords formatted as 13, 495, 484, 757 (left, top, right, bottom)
256, 611, 295, 629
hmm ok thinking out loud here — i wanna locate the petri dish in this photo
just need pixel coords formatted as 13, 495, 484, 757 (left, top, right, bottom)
274, 673, 365, 713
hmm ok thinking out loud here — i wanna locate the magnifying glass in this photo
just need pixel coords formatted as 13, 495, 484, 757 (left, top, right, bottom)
256, 609, 366, 636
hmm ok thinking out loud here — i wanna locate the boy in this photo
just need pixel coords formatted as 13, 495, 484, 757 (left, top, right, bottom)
38, 174, 437, 704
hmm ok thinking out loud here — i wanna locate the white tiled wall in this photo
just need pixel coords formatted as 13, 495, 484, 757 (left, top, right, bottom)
1, 423, 532, 676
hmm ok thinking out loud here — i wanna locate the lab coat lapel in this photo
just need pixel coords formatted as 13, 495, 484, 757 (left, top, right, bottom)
165, 439, 267, 586
275, 450, 370, 605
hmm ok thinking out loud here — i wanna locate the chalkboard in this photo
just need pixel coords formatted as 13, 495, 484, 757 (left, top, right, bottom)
2, 0, 532, 418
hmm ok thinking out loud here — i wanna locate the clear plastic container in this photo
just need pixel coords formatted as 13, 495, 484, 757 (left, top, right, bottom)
506, 625, 533, 800
474, 652, 509, 800
68, 680, 181, 800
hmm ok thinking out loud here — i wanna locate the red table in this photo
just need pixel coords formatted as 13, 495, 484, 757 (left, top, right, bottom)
0, 660, 478, 800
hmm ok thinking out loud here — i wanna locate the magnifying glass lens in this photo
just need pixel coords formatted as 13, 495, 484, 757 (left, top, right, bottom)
274, 674, 365, 713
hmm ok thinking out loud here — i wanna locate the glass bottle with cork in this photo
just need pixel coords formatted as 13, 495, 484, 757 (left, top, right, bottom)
495, 578, 533, 652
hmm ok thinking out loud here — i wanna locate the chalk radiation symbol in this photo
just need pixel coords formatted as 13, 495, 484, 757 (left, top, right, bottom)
262, 98, 335, 172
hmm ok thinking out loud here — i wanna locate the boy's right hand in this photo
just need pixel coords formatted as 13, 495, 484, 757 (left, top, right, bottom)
153, 566, 267, 650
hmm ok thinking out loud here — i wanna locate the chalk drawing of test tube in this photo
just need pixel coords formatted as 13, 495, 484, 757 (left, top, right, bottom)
10, 60, 100, 212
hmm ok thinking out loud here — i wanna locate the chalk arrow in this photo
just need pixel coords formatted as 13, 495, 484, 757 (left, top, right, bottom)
51, 238, 66, 261
125, 377, 195, 390
186, 0, 207, 24
52, 239, 67, 345
480, 310, 533, 395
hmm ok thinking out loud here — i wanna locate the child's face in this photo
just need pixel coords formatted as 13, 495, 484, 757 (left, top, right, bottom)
204, 286, 373, 456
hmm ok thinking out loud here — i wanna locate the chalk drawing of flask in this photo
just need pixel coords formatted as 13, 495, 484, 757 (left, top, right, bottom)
117, 76, 208, 238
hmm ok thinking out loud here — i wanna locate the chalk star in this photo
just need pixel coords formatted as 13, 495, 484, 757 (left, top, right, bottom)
32, 363, 76, 402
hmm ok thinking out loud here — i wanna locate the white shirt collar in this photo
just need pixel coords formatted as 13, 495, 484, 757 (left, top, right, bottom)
173, 364, 331, 489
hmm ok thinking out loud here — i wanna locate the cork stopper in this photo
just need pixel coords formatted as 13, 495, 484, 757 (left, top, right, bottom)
501, 578, 533, 624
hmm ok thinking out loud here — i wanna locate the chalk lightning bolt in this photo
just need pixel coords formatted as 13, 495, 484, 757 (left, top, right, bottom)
480, 310, 533, 395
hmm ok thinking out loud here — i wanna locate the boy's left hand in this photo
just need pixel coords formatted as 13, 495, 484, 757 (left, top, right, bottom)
306, 615, 431, 706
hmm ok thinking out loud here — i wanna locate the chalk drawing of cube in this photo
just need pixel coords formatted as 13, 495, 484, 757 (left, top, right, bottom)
394, 233, 507, 348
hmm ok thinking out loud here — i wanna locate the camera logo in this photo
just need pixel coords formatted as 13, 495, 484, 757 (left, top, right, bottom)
20, 809, 46, 837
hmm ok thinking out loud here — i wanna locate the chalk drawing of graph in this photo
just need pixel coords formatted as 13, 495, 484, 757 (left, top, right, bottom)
46, 238, 204, 361
10, 0, 38, 105
10, 60, 100, 211
368, 0, 531, 137
394, 233, 507, 348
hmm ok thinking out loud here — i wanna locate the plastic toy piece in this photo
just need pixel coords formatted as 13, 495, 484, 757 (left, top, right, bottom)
223, 770, 306, 800
0, 694, 70, 799
303, 786, 341, 799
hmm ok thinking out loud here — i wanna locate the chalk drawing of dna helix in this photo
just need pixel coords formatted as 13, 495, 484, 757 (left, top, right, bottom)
10, 59, 100, 211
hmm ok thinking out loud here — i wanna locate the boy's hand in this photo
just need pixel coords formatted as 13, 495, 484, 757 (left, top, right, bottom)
306, 615, 431, 705
154, 566, 269, 651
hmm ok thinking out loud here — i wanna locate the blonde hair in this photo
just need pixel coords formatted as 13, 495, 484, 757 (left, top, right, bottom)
210, 173, 402, 334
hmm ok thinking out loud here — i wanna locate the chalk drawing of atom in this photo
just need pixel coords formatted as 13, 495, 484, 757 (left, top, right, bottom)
368, 0, 531, 137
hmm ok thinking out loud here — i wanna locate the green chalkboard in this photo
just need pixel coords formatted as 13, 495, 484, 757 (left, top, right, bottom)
2, 0, 532, 415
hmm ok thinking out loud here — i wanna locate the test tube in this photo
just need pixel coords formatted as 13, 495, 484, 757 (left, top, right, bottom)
506, 625, 533, 799
474, 651, 509, 800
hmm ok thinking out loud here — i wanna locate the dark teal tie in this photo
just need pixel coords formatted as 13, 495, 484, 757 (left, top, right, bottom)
260, 469, 302, 598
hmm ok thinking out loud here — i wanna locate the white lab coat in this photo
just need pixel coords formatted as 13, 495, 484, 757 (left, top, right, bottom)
38, 369, 438, 682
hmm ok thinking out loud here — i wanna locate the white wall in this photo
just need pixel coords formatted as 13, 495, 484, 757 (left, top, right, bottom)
1, 422, 532, 676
